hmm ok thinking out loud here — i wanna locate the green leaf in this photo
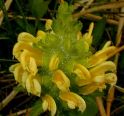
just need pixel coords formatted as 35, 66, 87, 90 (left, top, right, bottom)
82, 96, 98, 116
30, 0, 51, 18
30, 100, 44, 116
92, 18, 106, 49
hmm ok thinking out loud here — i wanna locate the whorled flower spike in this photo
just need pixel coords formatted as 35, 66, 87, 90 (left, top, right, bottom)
60, 92, 86, 112
53, 70, 70, 92
42, 95, 57, 116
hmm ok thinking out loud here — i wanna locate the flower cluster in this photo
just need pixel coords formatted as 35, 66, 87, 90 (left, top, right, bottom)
9, 2, 123, 116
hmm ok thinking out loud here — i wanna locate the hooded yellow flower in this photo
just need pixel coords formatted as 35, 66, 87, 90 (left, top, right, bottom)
60, 92, 86, 112
42, 95, 56, 116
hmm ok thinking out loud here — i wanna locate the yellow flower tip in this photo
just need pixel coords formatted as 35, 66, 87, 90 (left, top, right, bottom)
13, 63, 24, 82
88, 46, 118, 67
26, 76, 41, 97
60, 92, 86, 112
29, 57, 38, 75
89, 61, 116, 77
77, 31, 82, 40
79, 84, 98, 95
20, 50, 38, 75
74, 64, 91, 79
49, 54, 59, 71
9, 63, 20, 73
53, 70, 70, 91
36, 30, 46, 41
88, 22, 94, 37
17, 32, 36, 43
45, 19, 53, 30
42, 95, 57, 116
102, 41, 112, 50
105, 73, 117, 85
13, 42, 33, 60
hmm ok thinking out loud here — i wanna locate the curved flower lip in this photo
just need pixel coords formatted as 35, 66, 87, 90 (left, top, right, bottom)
74, 64, 91, 79
49, 54, 59, 71
42, 95, 56, 116
20, 50, 38, 75
17, 32, 36, 43
26, 75, 41, 97
59, 92, 86, 112
88, 46, 124, 67
13, 42, 42, 60
79, 83, 102, 95
53, 70, 70, 92
105, 73, 117, 85
89, 61, 116, 77
36, 30, 46, 41
12, 63, 24, 82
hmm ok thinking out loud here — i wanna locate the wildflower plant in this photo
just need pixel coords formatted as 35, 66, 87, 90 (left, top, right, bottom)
9, 2, 124, 116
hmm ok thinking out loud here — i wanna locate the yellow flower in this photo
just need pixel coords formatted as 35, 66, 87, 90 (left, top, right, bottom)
45, 19, 53, 31
17, 32, 36, 43
74, 64, 91, 80
53, 70, 70, 92
36, 30, 46, 42
49, 54, 59, 71
26, 75, 41, 97
20, 50, 39, 75
82, 22, 94, 46
59, 92, 86, 112
76, 61, 117, 95
88, 46, 124, 67
42, 95, 56, 116
13, 41, 42, 61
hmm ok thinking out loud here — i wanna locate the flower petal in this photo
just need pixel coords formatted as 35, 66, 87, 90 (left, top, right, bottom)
13, 64, 24, 82
89, 61, 116, 77
17, 32, 36, 43
105, 73, 117, 85
49, 54, 59, 71
60, 92, 86, 112
26, 75, 41, 96
42, 95, 56, 116
102, 41, 111, 50
74, 64, 91, 79
79, 84, 98, 95
53, 70, 70, 91
88, 46, 122, 67
13, 42, 42, 60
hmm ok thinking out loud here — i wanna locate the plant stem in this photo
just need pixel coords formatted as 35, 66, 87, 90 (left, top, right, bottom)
96, 97, 106, 116
82, 13, 118, 25
0, 0, 13, 25
106, 6, 124, 116
73, 1, 124, 18
0, 85, 22, 110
